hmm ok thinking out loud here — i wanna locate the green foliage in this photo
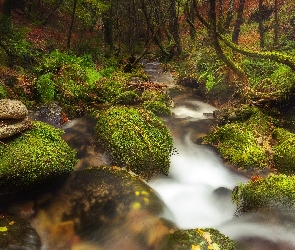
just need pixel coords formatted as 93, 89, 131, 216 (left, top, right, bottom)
34, 51, 131, 105
0, 84, 7, 98
115, 90, 139, 104
0, 121, 77, 199
203, 106, 275, 169
273, 128, 295, 174
140, 90, 171, 115
166, 228, 237, 250
142, 100, 171, 116
242, 58, 295, 100
141, 89, 170, 103
94, 107, 173, 179
0, 23, 37, 66
36, 72, 55, 102
232, 174, 295, 215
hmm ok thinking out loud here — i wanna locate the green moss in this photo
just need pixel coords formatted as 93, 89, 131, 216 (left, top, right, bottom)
232, 174, 295, 215
273, 128, 295, 174
0, 121, 77, 199
203, 123, 268, 169
203, 106, 277, 170
143, 100, 171, 116
167, 228, 237, 250
94, 107, 173, 179
141, 90, 170, 103
115, 90, 139, 105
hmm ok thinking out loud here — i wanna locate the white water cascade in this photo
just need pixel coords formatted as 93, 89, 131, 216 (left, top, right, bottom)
149, 99, 247, 229
149, 98, 295, 249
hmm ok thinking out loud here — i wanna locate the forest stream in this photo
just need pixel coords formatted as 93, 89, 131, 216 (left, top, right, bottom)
4, 62, 295, 250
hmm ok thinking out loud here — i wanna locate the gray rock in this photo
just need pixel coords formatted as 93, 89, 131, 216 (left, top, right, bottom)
0, 116, 31, 139
0, 99, 28, 119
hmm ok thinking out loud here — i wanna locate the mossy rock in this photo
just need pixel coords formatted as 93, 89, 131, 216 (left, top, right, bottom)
33, 166, 174, 249
232, 174, 295, 215
143, 100, 172, 116
0, 121, 77, 200
94, 106, 173, 179
166, 228, 237, 250
202, 106, 276, 170
273, 128, 295, 174
0, 214, 41, 250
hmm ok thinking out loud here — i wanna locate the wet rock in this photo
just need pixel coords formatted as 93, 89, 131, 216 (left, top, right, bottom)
0, 99, 28, 119
0, 99, 31, 139
0, 214, 41, 250
0, 116, 31, 139
31, 166, 175, 250
29, 102, 62, 127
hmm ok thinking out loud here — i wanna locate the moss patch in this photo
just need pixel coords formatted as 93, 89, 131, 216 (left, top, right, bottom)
203, 106, 277, 170
232, 174, 295, 215
94, 106, 173, 179
0, 121, 77, 199
273, 128, 295, 174
167, 228, 237, 250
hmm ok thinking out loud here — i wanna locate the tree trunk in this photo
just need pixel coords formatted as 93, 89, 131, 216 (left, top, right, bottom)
232, 0, 246, 44
184, 0, 196, 41
169, 0, 182, 55
258, 0, 265, 48
208, 0, 248, 89
42, 0, 65, 25
224, 0, 235, 31
273, 0, 278, 46
139, 0, 170, 57
67, 0, 77, 50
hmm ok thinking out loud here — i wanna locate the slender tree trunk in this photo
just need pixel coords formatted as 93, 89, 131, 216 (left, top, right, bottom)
258, 0, 265, 48
67, 0, 77, 49
273, 0, 278, 46
42, 0, 65, 25
232, 0, 246, 44
140, 0, 170, 57
184, 0, 196, 41
169, 0, 182, 55
217, 0, 223, 32
102, 1, 114, 52
224, 0, 235, 31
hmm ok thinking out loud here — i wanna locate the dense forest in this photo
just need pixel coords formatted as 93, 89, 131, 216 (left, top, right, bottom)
2, 0, 295, 249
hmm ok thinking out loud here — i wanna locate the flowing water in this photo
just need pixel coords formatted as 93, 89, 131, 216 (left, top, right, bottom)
8, 63, 295, 249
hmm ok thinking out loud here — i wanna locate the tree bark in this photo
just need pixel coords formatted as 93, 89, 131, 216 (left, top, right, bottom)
208, 0, 247, 84
258, 0, 265, 48
169, 0, 182, 55
232, 0, 246, 44
67, 0, 77, 49
224, 0, 235, 31
273, 0, 278, 46
184, 0, 196, 40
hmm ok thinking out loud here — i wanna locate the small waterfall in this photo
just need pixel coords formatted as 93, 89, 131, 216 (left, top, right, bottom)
149, 99, 247, 229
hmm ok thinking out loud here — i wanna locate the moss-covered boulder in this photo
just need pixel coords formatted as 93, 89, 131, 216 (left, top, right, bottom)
32, 166, 175, 250
0, 121, 77, 200
273, 128, 295, 174
0, 214, 41, 250
232, 174, 295, 215
140, 90, 172, 116
166, 228, 237, 250
203, 106, 276, 170
94, 106, 173, 179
